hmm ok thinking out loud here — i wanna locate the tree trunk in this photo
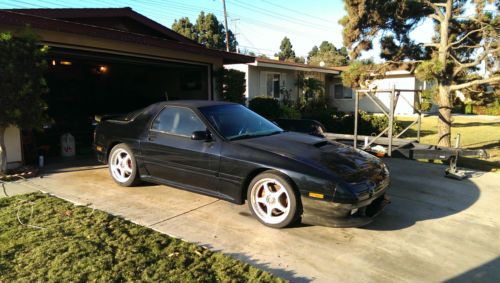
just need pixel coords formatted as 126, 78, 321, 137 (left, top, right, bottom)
436, 0, 453, 147
0, 126, 7, 174
437, 84, 452, 147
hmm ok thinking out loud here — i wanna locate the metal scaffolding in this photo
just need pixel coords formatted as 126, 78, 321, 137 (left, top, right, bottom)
353, 87, 423, 156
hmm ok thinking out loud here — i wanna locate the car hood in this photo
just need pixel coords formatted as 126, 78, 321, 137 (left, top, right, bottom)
235, 132, 387, 184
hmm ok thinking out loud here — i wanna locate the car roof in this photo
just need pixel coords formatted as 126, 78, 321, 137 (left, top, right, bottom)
157, 100, 237, 108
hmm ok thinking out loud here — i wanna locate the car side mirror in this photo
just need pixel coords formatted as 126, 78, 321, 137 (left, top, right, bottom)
191, 130, 212, 141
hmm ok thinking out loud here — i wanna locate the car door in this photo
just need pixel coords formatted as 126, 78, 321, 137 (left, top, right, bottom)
141, 106, 221, 194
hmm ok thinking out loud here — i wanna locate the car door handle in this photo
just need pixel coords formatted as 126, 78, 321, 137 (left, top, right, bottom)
148, 133, 157, 141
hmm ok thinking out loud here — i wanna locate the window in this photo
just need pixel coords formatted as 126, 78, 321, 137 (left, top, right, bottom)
200, 104, 282, 140
266, 73, 281, 98
333, 84, 353, 99
151, 107, 206, 137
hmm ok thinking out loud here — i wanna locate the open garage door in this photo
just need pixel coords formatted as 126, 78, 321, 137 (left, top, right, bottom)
24, 48, 212, 164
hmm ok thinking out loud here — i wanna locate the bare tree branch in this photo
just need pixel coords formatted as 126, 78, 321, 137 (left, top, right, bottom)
452, 45, 500, 77
428, 13, 442, 22
447, 27, 485, 48
422, 0, 444, 20
450, 75, 500, 91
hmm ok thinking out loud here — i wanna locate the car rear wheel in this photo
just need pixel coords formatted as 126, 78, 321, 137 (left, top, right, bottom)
108, 143, 141, 187
247, 172, 300, 228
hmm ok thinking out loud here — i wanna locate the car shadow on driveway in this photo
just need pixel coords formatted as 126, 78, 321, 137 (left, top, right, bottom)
444, 256, 500, 283
201, 244, 311, 283
362, 159, 481, 231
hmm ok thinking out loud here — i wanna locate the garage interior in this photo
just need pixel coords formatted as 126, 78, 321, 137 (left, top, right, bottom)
24, 48, 211, 164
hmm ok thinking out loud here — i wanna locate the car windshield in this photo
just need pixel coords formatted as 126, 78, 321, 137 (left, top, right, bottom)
199, 104, 283, 140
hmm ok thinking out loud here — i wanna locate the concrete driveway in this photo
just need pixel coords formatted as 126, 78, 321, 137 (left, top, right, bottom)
4, 158, 500, 282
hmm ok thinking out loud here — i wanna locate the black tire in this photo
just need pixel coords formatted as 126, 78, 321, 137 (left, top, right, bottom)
247, 171, 301, 228
108, 143, 141, 187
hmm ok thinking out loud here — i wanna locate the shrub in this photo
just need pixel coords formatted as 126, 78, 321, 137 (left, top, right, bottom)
215, 68, 246, 104
248, 97, 281, 120
303, 111, 401, 136
280, 105, 301, 119
464, 103, 474, 114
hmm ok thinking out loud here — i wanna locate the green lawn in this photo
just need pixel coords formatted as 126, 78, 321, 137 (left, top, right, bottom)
398, 115, 500, 172
0, 193, 285, 282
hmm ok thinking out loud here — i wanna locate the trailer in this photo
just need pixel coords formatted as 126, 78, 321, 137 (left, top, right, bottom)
274, 119, 489, 180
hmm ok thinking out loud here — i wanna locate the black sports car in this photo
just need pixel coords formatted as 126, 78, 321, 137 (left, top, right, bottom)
94, 100, 390, 228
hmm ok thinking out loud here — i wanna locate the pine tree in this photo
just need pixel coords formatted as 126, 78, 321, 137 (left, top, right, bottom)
172, 12, 237, 52
307, 41, 350, 67
276, 37, 296, 62
171, 17, 197, 41
341, 0, 499, 146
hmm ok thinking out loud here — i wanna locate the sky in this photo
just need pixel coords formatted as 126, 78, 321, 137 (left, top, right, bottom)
0, 0, 435, 61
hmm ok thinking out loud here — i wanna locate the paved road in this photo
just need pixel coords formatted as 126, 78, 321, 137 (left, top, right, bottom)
4, 159, 500, 282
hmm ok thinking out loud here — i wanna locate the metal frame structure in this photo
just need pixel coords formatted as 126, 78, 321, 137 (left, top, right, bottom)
353, 87, 423, 156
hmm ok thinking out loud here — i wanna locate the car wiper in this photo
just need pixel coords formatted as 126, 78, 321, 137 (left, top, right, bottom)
229, 134, 256, 141
229, 131, 283, 141
266, 130, 284, 136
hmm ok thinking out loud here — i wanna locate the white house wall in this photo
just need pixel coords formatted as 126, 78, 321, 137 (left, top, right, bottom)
5, 126, 22, 169
331, 75, 418, 114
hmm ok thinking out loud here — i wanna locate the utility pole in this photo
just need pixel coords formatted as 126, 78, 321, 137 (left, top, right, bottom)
221, 0, 230, 52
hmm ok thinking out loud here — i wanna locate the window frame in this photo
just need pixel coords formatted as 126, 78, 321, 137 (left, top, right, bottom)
149, 106, 207, 138
333, 83, 353, 100
264, 71, 283, 99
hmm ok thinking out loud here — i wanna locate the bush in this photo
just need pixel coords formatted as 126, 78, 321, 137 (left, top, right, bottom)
304, 111, 401, 135
280, 105, 301, 119
464, 103, 474, 114
215, 68, 246, 104
248, 97, 281, 120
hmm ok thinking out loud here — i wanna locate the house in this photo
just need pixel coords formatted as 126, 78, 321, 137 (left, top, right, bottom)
330, 69, 431, 115
227, 59, 429, 115
226, 58, 341, 103
0, 8, 254, 168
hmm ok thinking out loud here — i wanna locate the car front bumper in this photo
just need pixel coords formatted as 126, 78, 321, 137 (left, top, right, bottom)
300, 190, 390, 228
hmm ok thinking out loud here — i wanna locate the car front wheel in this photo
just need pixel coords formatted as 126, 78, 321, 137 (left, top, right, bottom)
247, 172, 300, 228
108, 143, 141, 187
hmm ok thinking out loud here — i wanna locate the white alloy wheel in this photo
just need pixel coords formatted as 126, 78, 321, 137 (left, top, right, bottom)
250, 177, 292, 225
110, 148, 134, 183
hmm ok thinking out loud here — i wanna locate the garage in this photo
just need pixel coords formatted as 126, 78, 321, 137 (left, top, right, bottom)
0, 8, 253, 166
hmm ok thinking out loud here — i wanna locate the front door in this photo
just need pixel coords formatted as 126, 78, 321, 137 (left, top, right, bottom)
141, 106, 220, 193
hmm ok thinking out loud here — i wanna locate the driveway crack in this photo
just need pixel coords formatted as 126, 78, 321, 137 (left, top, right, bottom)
148, 199, 221, 227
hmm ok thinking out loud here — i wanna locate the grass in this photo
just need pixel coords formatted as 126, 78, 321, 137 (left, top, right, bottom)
0, 193, 285, 282
397, 114, 500, 172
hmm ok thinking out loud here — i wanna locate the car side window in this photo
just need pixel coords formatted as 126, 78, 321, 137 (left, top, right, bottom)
151, 107, 206, 137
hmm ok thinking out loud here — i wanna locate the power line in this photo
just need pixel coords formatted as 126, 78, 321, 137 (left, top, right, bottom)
257, 0, 334, 25
227, 0, 333, 32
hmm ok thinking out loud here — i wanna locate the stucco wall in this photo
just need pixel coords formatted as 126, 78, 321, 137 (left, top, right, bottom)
5, 126, 22, 169
226, 64, 300, 102
330, 75, 418, 114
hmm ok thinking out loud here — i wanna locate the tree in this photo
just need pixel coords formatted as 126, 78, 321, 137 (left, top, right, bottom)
307, 41, 350, 66
341, 0, 499, 146
172, 12, 238, 52
171, 17, 197, 41
0, 30, 49, 173
276, 37, 296, 61
215, 68, 246, 104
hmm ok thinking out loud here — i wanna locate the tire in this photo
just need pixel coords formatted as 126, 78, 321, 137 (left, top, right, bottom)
108, 143, 141, 187
247, 171, 301, 228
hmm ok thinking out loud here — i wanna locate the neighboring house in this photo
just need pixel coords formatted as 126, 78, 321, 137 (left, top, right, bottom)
330, 69, 432, 115
0, 7, 253, 167
227, 58, 341, 103
227, 59, 430, 115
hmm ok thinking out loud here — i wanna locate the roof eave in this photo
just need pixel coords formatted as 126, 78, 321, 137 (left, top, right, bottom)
254, 61, 339, 74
